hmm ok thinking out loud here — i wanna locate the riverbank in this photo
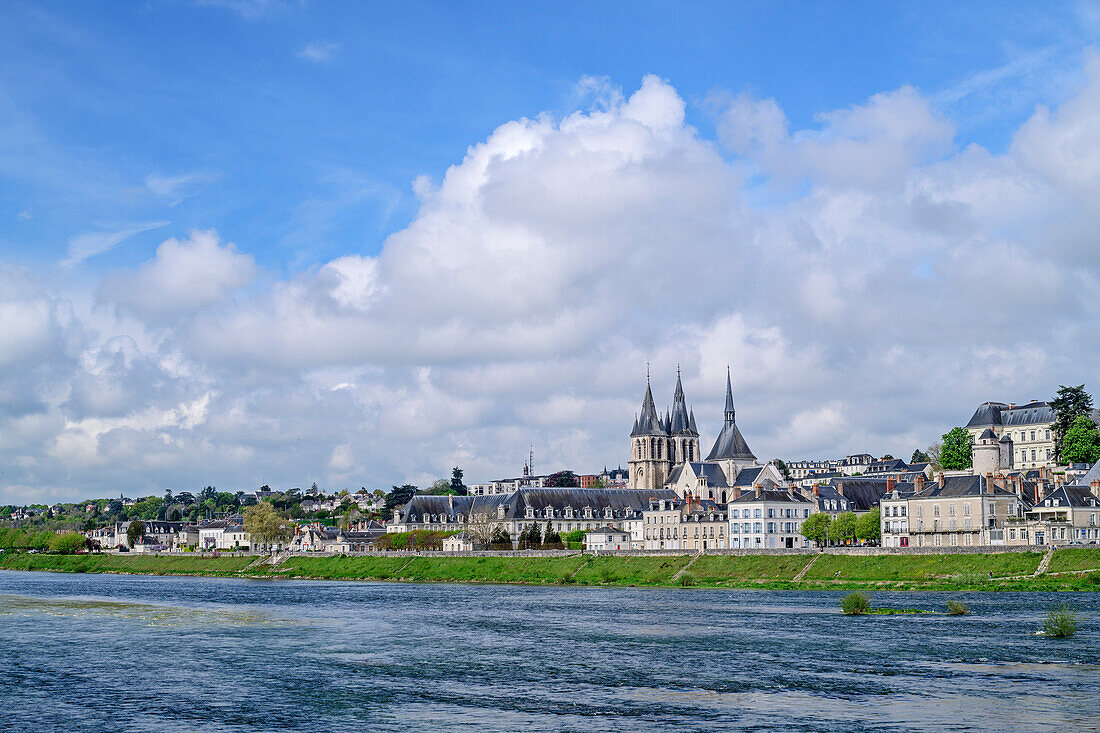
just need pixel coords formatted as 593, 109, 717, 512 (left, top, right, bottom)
5, 548, 1100, 590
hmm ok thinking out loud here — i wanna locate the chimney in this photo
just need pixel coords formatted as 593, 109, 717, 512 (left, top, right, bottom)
937, 473, 945, 488
1008, 402, 1016, 408
914, 473, 925, 491
1091, 479, 1099, 495
812, 484, 821, 497
731, 487, 741, 501
755, 486, 763, 499
886, 476, 896, 492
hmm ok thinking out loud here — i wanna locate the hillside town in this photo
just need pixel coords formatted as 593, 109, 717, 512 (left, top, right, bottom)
3, 375, 1100, 558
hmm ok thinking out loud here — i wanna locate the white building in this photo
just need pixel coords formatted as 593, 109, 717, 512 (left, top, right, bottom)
727, 485, 814, 549
585, 526, 632, 552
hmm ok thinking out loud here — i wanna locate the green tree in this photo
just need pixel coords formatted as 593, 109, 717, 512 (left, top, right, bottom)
881, 454, 895, 461
425, 479, 455, 495
1061, 415, 1100, 465
50, 532, 88, 554
243, 502, 294, 552
544, 471, 579, 487
801, 513, 832, 546
382, 484, 418, 520
829, 512, 858, 545
450, 467, 467, 495
543, 520, 561, 546
855, 508, 881, 543
1051, 385, 1094, 462
940, 427, 973, 470
126, 519, 146, 548
773, 459, 791, 480
910, 449, 930, 464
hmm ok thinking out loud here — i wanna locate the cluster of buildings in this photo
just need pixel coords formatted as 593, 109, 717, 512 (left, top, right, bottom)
87, 516, 386, 553
395, 371, 1100, 553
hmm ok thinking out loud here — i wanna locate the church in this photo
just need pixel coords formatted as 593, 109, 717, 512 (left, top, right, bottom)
628, 369, 783, 502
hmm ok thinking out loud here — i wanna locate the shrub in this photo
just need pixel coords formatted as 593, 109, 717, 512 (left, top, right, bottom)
678, 572, 697, 587
49, 532, 88, 555
841, 592, 870, 615
946, 600, 969, 615
1040, 604, 1078, 638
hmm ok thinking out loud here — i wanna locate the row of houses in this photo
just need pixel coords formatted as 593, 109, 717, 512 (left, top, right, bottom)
87, 517, 387, 553
395, 462, 1100, 552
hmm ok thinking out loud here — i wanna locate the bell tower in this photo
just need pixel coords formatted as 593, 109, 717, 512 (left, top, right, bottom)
629, 368, 671, 491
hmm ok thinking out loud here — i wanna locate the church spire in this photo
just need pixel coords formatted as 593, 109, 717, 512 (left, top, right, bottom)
724, 365, 735, 424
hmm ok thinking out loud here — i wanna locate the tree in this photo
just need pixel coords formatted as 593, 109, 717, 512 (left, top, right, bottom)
544, 471, 579, 488
829, 512, 858, 545
127, 519, 145, 548
940, 427, 973, 470
243, 502, 294, 552
383, 484, 418, 520
881, 454, 895, 461
801, 513, 831, 546
1061, 415, 1100, 465
543, 520, 561, 546
425, 479, 454, 495
855, 508, 881, 543
773, 459, 791, 480
50, 532, 88, 554
450, 467, 467, 495
910, 449, 930, 464
1051, 385, 1094, 462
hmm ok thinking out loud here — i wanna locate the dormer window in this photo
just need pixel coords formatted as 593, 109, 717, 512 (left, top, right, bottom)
525, 506, 534, 519
565, 506, 573, 518
546, 505, 554, 518
584, 507, 593, 519
604, 507, 613, 519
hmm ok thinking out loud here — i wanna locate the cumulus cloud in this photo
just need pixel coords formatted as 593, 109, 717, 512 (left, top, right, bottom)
6, 64, 1100, 502
100, 229, 257, 318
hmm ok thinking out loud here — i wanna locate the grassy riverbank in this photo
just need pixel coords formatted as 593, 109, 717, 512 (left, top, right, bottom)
3, 549, 1100, 591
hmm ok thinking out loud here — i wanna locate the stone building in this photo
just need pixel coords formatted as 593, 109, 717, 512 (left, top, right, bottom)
727, 484, 813, 549
642, 495, 729, 551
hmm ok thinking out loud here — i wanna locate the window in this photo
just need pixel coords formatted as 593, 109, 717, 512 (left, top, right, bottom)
933, 505, 940, 517
754, 508, 762, 518
964, 504, 970, 515
767, 508, 775, 518
949, 505, 955, 516
901, 506, 906, 516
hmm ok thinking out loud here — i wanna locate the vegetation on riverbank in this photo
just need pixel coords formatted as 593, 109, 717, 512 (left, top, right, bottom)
3, 548, 1100, 591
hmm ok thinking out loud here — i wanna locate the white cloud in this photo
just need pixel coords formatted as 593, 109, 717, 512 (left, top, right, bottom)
145, 171, 218, 206
63, 221, 169, 266
297, 41, 338, 63
100, 229, 257, 318
6, 65, 1100, 502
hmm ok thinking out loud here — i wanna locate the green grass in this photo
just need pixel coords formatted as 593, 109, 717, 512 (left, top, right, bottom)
688, 554, 815, 585
399, 556, 586, 584
1047, 548, 1100, 574
276, 555, 417, 579
804, 552, 1043, 581
3, 550, 1097, 591
0, 553, 254, 575
572, 555, 691, 585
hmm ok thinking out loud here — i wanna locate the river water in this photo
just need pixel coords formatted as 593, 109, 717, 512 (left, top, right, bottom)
1, 570, 1098, 732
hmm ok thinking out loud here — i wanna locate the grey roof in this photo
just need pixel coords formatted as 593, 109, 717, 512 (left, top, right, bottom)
706, 372, 756, 462
731, 466, 764, 487
912, 475, 1018, 499
827, 478, 894, 512
667, 371, 697, 436
978, 427, 997, 440
729, 487, 811, 504
631, 381, 666, 437
966, 401, 1057, 428
668, 461, 730, 488
1070, 461, 1100, 488
1032, 485, 1100, 509
399, 488, 678, 523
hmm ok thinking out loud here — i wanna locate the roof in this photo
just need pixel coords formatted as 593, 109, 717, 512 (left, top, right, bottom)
1032, 485, 1100, 509
706, 371, 756, 462
631, 381, 666, 437
728, 487, 811, 504
966, 401, 1058, 429
912, 475, 1019, 499
1070, 461, 1100, 488
826, 478, 894, 512
587, 526, 629, 535
399, 488, 679, 523
668, 461, 730, 488
978, 427, 997, 440
731, 466, 764, 487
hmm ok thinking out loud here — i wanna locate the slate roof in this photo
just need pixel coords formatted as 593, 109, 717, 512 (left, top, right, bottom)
978, 427, 997, 440
1070, 461, 1100, 488
966, 401, 1062, 428
729, 487, 811, 504
399, 488, 678, 523
824, 478, 894, 512
667, 461, 730, 488
731, 466, 764, 487
631, 381, 666, 437
1031, 485, 1100, 509
912, 475, 1018, 499
706, 371, 756, 462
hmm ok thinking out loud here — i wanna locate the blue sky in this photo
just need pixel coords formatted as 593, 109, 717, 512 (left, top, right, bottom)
2, 1, 1100, 501
3, 1, 1094, 273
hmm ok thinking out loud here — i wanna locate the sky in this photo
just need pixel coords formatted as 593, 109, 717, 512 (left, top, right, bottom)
2, 1, 1100, 503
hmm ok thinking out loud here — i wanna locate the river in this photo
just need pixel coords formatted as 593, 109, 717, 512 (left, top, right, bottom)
1, 570, 1097, 731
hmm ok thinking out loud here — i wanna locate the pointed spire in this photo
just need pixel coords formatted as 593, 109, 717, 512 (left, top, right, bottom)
688, 408, 698, 433
724, 366, 735, 424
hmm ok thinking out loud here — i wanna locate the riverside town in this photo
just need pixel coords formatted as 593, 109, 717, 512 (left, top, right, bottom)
5, 375, 1100, 591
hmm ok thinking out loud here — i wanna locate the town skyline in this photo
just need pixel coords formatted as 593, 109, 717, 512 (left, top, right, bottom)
2, 2, 1100, 503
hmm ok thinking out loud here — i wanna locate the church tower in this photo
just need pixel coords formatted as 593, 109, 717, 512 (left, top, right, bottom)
706, 368, 757, 484
667, 367, 700, 466
628, 374, 671, 491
